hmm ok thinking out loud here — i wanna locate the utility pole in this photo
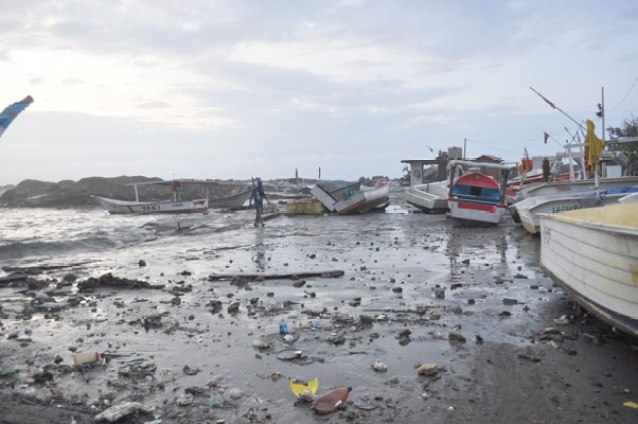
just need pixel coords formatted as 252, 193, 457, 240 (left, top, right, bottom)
601, 87, 605, 142
463, 138, 467, 160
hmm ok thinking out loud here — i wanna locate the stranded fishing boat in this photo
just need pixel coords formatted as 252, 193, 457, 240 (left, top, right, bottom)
94, 179, 250, 214
404, 180, 449, 213
447, 160, 513, 226
517, 186, 638, 234
540, 202, 638, 337
311, 180, 390, 214
94, 196, 208, 214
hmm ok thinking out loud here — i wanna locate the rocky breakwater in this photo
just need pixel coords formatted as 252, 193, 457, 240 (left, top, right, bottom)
0, 177, 251, 209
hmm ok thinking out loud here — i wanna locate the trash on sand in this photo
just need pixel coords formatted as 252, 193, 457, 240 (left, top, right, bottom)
279, 323, 289, 334
74, 352, 100, 367
352, 392, 380, 410
207, 394, 224, 407
78, 273, 163, 291
290, 377, 319, 401
0, 368, 21, 377
312, 386, 352, 415
118, 359, 157, 377
177, 393, 194, 406
276, 348, 303, 361
623, 401, 638, 409
253, 335, 270, 349
226, 387, 243, 400
553, 315, 570, 325
182, 365, 200, 376
416, 363, 440, 376
372, 360, 388, 372
94, 401, 154, 422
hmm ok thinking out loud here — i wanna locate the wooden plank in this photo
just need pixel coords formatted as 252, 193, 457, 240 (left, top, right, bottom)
207, 270, 345, 281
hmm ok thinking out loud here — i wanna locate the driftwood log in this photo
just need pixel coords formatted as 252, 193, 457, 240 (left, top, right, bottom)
208, 270, 344, 281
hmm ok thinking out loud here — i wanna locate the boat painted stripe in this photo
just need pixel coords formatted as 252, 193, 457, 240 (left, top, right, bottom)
457, 201, 496, 213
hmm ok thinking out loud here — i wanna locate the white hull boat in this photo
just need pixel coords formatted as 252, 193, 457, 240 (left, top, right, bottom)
447, 160, 512, 226
209, 190, 252, 209
518, 186, 638, 235
540, 202, 638, 337
311, 181, 390, 214
94, 196, 208, 214
404, 181, 448, 212
517, 176, 638, 201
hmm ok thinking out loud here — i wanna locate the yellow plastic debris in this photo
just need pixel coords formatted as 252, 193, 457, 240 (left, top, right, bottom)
290, 377, 319, 398
623, 401, 638, 409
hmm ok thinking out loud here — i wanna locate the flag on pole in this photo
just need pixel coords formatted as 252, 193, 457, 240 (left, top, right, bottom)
543, 132, 549, 144
0, 96, 34, 139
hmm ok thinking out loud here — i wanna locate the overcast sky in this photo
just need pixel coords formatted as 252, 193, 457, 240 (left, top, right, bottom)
1, 0, 637, 184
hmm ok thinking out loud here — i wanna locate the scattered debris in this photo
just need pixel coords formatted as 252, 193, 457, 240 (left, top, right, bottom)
312, 386, 352, 415
372, 360, 388, 372
208, 270, 345, 281
94, 401, 154, 422
416, 363, 441, 376
77, 273, 164, 291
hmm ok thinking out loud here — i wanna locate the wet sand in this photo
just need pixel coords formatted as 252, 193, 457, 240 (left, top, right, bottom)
1, 204, 637, 423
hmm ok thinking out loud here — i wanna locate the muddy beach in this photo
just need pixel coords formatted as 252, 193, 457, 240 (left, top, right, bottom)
1, 201, 637, 423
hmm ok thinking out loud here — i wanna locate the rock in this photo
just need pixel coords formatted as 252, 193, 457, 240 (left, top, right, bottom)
252, 335, 270, 349
432, 286, 445, 299
208, 300, 223, 315
138, 259, 147, 267
95, 401, 154, 422
372, 360, 388, 372
416, 363, 440, 376
226, 387, 243, 400
293, 280, 306, 288
449, 331, 466, 343
177, 392, 194, 406
35, 291, 49, 302
227, 302, 240, 314
33, 370, 53, 383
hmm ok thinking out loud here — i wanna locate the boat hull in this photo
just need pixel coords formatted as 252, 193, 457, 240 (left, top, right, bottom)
209, 190, 252, 209
448, 198, 506, 225
404, 181, 448, 212
518, 187, 638, 235
94, 196, 209, 214
311, 181, 390, 214
518, 176, 638, 200
539, 203, 638, 337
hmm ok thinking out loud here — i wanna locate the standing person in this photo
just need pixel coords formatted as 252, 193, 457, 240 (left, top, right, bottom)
249, 178, 269, 227
542, 157, 550, 182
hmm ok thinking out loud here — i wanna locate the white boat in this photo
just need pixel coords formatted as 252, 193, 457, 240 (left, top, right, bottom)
517, 176, 638, 200
311, 181, 390, 214
209, 189, 252, 210
93, 179, 255, 214
447, 160, 513, 226
518, 186, 638, 235
94, 196, 208, 214
404, 181, 448, 212
540, 202, 638, 337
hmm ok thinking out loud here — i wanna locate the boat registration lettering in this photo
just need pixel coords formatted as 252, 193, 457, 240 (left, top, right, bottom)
141, 205, 160, 211
551, 204, 581, 213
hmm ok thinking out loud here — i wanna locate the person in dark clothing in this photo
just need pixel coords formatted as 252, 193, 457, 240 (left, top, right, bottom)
542, 158, 551, 182
249, 178, 269, 227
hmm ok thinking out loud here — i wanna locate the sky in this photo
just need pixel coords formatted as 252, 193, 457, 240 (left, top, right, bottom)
0, 0, 637, 184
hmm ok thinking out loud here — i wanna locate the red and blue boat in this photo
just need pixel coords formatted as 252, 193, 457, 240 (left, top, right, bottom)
447, 160, 513, 225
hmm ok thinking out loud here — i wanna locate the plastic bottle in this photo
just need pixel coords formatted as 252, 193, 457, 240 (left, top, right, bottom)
73, 352, 100, 367
312, 386, 352, 415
